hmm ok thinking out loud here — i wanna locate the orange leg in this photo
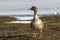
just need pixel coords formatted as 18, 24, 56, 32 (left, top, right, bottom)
40, 29, 43, 38
32, 31, 36, 38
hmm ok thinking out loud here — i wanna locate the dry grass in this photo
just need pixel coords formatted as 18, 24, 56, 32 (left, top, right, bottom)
0, 16, 60, 40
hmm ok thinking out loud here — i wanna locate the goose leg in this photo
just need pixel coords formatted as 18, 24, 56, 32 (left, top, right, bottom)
32, 31, 36, 38
40, 29, 42, 38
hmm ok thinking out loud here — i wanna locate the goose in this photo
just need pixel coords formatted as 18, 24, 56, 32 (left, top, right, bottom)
29, 6, 44, 38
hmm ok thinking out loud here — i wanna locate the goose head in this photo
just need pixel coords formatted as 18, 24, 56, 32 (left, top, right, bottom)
30, 6, 37, 11
29, 6, 38, 15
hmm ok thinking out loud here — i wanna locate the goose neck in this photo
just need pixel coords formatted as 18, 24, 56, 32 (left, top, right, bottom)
34, 10, 37, 15
34, 10, 39, 19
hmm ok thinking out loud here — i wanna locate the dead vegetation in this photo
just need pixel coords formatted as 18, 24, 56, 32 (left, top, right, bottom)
0, 16, 60, 40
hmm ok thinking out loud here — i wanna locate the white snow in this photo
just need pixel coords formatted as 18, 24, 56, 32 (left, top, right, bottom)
5, 21, 31, 24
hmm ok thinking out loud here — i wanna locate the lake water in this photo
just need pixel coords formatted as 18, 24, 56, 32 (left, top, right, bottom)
0, 9, 59, 20
3, 9, 60, 23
